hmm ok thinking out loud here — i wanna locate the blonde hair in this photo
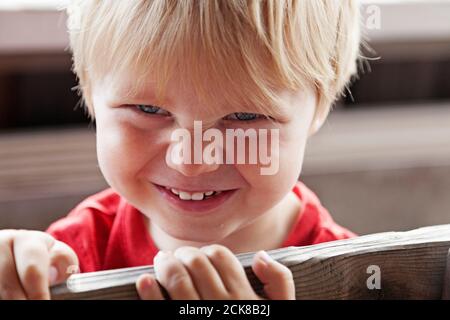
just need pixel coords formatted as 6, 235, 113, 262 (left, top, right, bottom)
67, 0, 361, 121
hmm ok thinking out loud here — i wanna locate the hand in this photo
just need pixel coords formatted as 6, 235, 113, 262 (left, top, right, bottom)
136, 244, 295, 300
0, 230, 79, 300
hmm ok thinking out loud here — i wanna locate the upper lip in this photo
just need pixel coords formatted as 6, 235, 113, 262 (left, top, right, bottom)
153, 183, 237, 193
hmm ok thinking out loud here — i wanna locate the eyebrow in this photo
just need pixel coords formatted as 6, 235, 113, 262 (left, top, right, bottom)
109, 81, 293, 121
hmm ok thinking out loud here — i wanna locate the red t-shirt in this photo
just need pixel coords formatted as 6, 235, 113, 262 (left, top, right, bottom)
46, 181, 356, 273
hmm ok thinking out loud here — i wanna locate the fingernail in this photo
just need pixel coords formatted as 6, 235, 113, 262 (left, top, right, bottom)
66, 264, 80, 275
258, 251, 274, 264
141, 276, 153, 290
49, 266, 59, 284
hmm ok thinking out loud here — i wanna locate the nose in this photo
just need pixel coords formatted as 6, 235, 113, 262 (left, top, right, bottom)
167, 160, 220, 177
165, 138, 221, 177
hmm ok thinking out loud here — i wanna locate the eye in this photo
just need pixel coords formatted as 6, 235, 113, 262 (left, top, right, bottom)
135, 104, 171, 116
224, 112, 265, 121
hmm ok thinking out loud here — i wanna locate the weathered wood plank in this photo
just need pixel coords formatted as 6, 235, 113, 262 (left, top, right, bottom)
50, 224, 450, 300
441, 249, 450, 300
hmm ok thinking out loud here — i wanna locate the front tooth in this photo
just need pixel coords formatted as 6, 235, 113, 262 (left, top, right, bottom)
179, 191, 192, 200
204, 191, 214, 196
191, 192, 204, 201
171, 188, 180, 195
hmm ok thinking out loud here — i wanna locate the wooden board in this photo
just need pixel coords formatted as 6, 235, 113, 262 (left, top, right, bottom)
51, 224, 450, 300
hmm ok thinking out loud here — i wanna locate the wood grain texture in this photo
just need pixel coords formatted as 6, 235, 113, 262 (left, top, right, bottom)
51, 224, 450, 300
441, 249, 450, 299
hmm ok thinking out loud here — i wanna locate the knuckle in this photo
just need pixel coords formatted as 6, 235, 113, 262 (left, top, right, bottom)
0, 230, 16, 243
203, 244, 229, 260
276, 266, 294, 282
156, 256, 178, 274
174, 247, 208, 269
51, 247, 76, 267
54, 240, 76, 256
156, 260, 185, 284
65, 264, 80, 275
13, 229, 30, 241
15, 230, 53, 247
23, 263, 44, 286
50, 246, 67, 258
173, 246, 195, 257
207, 245, 229, 259
166, 271, 191, 290
185, 253, 208, 270
173, 246, 188, 258
20, 245, 44, 263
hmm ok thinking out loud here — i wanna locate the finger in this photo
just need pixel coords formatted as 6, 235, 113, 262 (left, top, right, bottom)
48, 240, 79, 285
200, 245, 254, 296
13, 231, 54, 300
251, 251, 295, 300
154, 251, 200, 300
174, 246, 227, 299
136, 274, 165, 300
0, 235, 26, 300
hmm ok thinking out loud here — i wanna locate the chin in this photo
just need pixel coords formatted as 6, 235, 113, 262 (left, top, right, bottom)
164, 224, 227, 244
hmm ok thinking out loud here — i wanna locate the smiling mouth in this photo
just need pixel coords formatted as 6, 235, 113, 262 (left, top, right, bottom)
163, 187, 222, 201
153, 183, 236, 201
153, 183, 238, 214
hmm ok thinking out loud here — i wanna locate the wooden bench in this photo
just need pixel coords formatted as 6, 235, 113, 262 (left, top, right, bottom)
50, 224, 450, 300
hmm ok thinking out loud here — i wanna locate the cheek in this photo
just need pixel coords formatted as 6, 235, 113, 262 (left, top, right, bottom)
236, 132, 306, 210
279, 132, 308, 180
95, 117, 163, 195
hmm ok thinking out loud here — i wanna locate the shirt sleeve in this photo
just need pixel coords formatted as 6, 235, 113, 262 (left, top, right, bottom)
283, 181, 357, 247
46, 207, 113, 273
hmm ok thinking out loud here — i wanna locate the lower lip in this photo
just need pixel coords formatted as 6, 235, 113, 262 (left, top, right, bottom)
153, 184, 237, 215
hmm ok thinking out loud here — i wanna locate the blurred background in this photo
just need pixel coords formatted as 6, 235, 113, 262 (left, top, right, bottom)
0, 0, 449, 235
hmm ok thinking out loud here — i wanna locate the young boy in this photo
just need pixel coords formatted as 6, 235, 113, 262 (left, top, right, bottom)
0, 0, 360, 300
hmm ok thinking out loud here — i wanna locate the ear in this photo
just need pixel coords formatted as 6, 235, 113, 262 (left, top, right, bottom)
307, 96, 330, 138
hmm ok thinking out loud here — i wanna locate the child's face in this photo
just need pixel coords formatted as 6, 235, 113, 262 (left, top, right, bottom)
91, 72, 318, 243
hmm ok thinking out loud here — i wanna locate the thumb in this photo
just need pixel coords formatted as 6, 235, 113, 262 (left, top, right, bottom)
251, 251, 295, 300
48, 240, 79, 285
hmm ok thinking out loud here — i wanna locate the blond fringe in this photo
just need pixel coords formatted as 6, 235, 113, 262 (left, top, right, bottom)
67, 0, 361, 121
